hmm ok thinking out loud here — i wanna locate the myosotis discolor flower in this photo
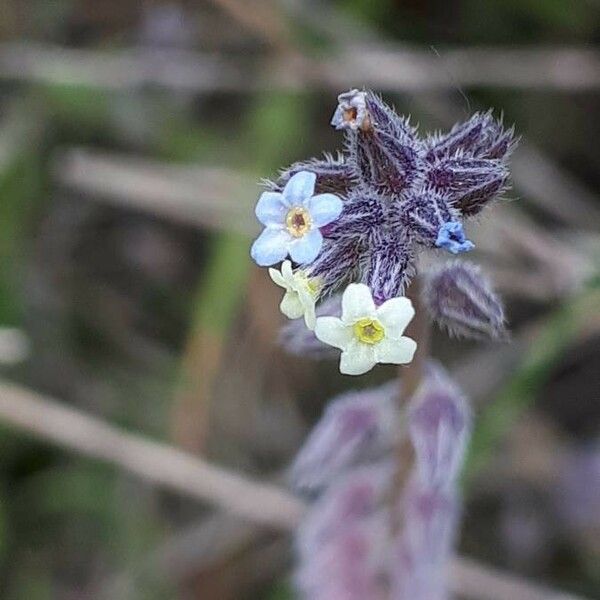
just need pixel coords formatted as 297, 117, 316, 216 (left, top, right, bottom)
251, 88, 515, 375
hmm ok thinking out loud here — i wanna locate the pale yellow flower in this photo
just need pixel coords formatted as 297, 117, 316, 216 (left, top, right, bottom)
269, 260, 320, 329
314, 283, 416, 375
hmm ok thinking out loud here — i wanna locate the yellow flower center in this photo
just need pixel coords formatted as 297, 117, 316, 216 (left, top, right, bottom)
306, 276, 321, 296
353, 318, 385, 345
286, 207, 312, 238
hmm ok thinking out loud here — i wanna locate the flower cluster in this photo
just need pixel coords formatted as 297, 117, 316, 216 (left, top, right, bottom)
251, 89, 515, 374
291, 364, 471, 600
258, 90, 517, 599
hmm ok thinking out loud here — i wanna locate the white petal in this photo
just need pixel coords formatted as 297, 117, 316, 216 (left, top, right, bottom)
306, 193, 343, 227
376, 297, 415, 339
374, 336, 417, 365
281, 259, 294, 282
255, 192, 287, 226
289, 229, 323, 264
280, 292, 304, 320
303, 302, 316, 330
268, 267, 288, 289
341, 283, 376, 324
314, 317, 352, 350
297, 288, 317, 330
340, 342, 377, 376
250, 228, 290, 266
283, 171, 316, 205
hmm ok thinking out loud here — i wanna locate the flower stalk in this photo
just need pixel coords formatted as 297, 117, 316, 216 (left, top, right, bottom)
398, 281, 431, 403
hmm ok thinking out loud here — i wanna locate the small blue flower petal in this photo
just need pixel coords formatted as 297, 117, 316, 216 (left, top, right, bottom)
456, 239, 475, 253
330, 105, 346, 130
255, 191, 288, 226
306, 193, 343, 227
283, 171, 316, 205
289, 229, 323, 264
436, 221, 475, 255
251, 228, 291, 266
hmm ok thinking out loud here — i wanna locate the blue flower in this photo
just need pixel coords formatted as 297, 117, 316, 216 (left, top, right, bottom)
435, 222, 475, 255
251, 171, 343, 266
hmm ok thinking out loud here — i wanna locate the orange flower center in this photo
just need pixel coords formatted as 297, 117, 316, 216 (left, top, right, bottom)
286, 207, 312, 238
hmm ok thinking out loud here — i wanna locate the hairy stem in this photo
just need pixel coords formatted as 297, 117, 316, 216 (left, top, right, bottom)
391, 278, 431, 529
400, 279, 431, 402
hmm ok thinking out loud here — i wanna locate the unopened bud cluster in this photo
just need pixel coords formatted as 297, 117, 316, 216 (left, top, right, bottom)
291, 365, 471, 600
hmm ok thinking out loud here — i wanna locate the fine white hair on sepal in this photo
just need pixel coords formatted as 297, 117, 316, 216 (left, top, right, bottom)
263, 90, 515, 303
295, 463, 394, 600
408, 361, 472, 490
422, 260, 507, 340
288, 381, 400, 496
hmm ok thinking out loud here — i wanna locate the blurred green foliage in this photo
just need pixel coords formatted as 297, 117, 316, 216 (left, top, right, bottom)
0, 143, 46, 325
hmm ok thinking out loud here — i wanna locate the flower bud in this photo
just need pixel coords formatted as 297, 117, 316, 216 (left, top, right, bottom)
272, 154, 356, 196
334, 90, 422, 196
288, 382, 399, 495
426, 157, 509, 216
408, 362, 471, 489
306, 235, 364, 298
325, 190, 385, 238
391, 481, 459, 600
423, 261, 506, 339
395, 190, 472, 253
476, 123, 517, 160
295, 464, 393, 600
297, 463, 393, 545
426, 111, 515, 163
364, 230, 415, 304
297, 514, 390, 600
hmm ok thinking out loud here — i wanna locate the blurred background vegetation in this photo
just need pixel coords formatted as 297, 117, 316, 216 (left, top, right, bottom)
0, 0, 598, 598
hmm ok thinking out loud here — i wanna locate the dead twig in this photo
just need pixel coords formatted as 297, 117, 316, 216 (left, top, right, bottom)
54, 148, 257, 234
0, 379, 304, 529
2, 42, 600, 92
206, 0, 292, 52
